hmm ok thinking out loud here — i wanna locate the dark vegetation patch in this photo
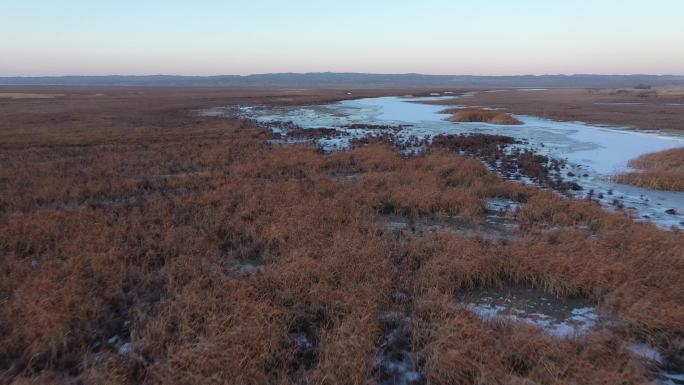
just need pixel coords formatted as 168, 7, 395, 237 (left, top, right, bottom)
261, 120, 301, 131
343, 123, 410, 130
350, 132, 582, 193
286, 127, 347, 138
259, 120, 347, 139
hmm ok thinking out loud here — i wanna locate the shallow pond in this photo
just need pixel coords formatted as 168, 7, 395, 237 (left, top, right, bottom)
205, 95, 684, 230
459, 286, 599, 338
460, 287, 683, 384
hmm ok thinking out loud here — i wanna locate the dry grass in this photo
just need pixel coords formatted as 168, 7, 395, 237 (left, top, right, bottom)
409, 208, 684, 384
440, 107, 523, 125
0, 89, 682, 384
614, 147, 684, 191
0, 92, 64, 99
425, 88, 684, 133
599, 86, 684, 98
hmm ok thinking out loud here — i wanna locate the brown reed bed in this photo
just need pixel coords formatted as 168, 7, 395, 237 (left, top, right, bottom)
0, 88, 682, 384
614, 147, 684, 191
441, 107, 523, 125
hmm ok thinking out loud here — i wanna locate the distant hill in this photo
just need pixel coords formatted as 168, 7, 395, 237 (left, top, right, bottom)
1, 73, 683, 88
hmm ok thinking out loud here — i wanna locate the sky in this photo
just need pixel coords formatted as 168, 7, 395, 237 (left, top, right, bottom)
2, 0, 683, 76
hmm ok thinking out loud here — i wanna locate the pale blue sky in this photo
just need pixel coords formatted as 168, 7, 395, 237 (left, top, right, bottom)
2, 0, 683, 76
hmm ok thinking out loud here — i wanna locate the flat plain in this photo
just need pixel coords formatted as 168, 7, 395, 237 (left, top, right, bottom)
450, 87, 684, 133
1, 87, 683, 385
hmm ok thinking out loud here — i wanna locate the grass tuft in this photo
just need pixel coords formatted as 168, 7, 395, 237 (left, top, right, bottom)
614, 147, 684, 191
441, 107, 523, 125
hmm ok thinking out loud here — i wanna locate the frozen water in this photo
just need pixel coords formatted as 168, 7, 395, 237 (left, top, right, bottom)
627, 344, 684, 385
352, 96, 452, 123
118, 342, 134, 354
212, 95, 684, 229
486, 197, 521, 213
462, 287, 599, 338
662, 372, 684, 384
628, 343, 663, 364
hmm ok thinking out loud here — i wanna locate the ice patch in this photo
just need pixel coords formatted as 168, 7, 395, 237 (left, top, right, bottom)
118, 342, 134, 355
463, 287, 598, 338
628, 343, 663, 363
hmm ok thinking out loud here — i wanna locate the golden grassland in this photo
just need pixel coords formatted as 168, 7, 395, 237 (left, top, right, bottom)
440, 107, 523, 125
0, 89, 682, 384
614, 147, 684, 191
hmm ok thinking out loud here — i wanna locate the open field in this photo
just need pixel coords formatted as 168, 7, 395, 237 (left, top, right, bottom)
1, 88, 683, 384
615, 147, 684, 192
425, 87, 684, 132
0, 93, 64, 99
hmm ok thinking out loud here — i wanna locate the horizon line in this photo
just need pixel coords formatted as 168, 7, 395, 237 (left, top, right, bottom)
2, 72, 684, 78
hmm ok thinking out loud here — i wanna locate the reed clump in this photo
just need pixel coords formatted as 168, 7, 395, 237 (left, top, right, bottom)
614, 147, 684, 191
441, 107, 523, 125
